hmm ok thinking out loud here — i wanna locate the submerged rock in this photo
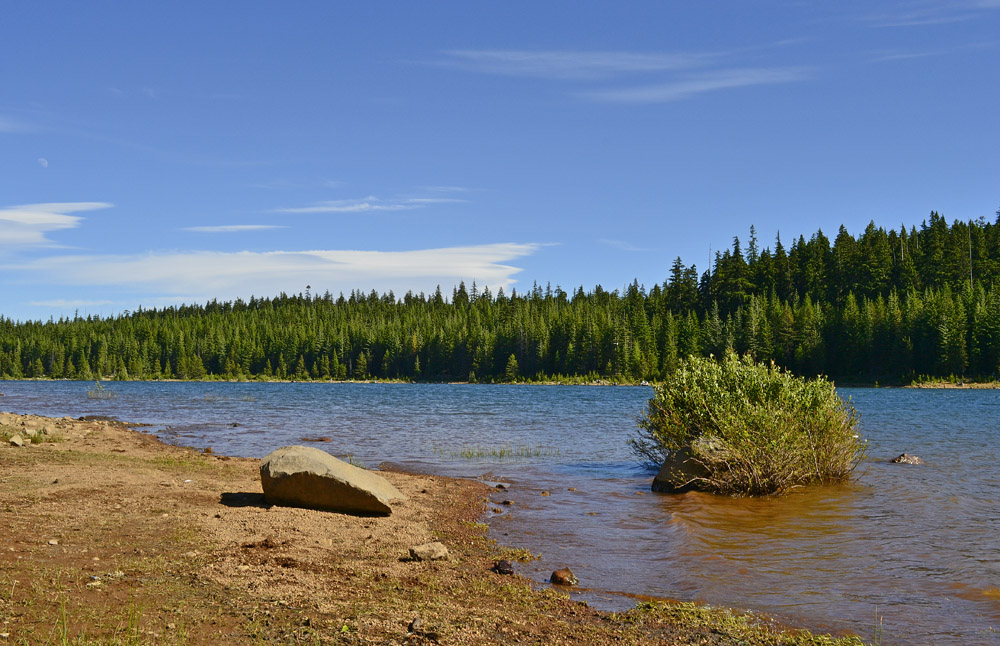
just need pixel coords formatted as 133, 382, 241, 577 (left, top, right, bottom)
491, 559, 515, 575
550, 568, 578, 586
890, 453, 924, 465
651, 444, 713, 493
260, 445, 406, 515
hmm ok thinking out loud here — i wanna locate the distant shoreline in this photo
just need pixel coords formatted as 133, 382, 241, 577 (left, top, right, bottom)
2, 375, 999, 389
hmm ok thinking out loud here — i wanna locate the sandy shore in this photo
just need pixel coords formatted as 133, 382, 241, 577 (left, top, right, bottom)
0, 412, 865, 645
903, 380, 1000, 389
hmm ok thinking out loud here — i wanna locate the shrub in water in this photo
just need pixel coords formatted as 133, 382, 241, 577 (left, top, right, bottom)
630, 352, 865, 496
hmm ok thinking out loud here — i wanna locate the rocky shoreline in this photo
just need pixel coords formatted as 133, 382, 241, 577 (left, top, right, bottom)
1, 411, 866, 644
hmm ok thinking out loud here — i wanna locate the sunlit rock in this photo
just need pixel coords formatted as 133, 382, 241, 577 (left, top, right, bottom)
260, 445, 406, 515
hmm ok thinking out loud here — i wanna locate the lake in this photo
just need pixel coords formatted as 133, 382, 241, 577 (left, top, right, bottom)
1, 381, 997, 645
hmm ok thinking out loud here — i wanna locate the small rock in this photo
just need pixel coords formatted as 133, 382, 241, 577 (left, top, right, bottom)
202, 447, 213, 455
9, 435, 23, 447
890, 453, 924, 465
495, 483, 509, 490
48, 539, 59, 546
408, 617, 440, 640
568, 487, 577, 492
409, 541, 449, 561
501, 500, 514, 506
540, 490, 551, 496
550, 568, 578, 586
491, 559, 515, 575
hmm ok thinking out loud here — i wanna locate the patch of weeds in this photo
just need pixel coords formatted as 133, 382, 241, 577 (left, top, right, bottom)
110, 598, 145, 646
169, 524, 201, 546
461, 521, 489, 532
148, 454, 214, 472
0, 423, 21, 441
628, 601, 866, 645
435, 444, 561, 460
497, 547, 540, 562
86, 381, 118, 400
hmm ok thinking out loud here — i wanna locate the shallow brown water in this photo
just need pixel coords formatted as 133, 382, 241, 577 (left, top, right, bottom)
491, 388, 1000, 645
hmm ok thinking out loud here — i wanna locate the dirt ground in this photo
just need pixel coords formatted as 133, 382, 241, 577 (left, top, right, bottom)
0, 411, 865, 645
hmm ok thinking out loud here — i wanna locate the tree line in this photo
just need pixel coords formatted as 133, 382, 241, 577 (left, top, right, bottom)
2, 211, 999, 384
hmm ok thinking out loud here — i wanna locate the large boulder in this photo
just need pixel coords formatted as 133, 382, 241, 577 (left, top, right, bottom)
651, 437, 725, 493
260, 445, 406, 515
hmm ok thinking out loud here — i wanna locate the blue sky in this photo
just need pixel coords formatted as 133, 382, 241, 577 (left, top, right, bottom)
2, 2, 998, 322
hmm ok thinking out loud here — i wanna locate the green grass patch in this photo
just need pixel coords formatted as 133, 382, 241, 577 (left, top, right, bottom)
435, 444, 561, 460
497, 546, 540, 562
86, 381, 118, 400
629, 601, 866, 645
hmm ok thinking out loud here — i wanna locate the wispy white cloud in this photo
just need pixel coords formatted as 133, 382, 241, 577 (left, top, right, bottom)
440, 48, 810, 104
870, 50, 941, 62
183, 224, 288, 233
870, 40, 996, 62
10, 243, 541, 302
864, 0, 1000, 27
274, 196, 466, 214
0, 202, 112, 246
581, 67, 810, 104
441, 49, 714, 80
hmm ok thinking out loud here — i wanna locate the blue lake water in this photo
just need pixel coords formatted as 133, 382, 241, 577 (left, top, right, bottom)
1, 381, 998, 645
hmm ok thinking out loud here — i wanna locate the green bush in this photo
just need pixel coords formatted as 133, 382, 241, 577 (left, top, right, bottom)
630, 352, 866, 496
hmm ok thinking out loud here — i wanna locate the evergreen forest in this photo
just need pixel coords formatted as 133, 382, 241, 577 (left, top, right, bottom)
3, 211, 1000, 384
